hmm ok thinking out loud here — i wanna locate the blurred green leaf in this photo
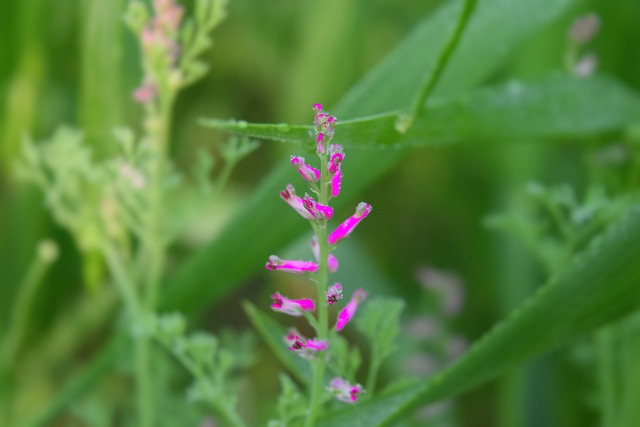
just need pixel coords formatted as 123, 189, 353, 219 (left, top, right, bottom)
242, 301, 312, 385
202, 76, 640, 148
318, 205, 640, 427
163, 0, 583, 313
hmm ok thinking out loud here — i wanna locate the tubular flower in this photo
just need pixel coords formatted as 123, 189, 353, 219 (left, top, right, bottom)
271, 293, 315, 316
335, 289, 367, 331
303, 195, 334, 220
330, 165, 342, 198
327, 378, 365, 403
328, 145, 344, 173
328, 202, 373, 245
265, 256, 318, 274
284, 330, 329, 358
280, 184, 314, 220
291, 156, 321, 182
310, 236, 339, 273
326, 283, 343, 305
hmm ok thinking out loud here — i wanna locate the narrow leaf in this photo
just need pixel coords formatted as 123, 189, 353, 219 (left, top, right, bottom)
242, 301, 312, 385
201, 76, 640, 148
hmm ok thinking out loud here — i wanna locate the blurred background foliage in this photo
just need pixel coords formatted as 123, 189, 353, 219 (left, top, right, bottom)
2, 0, 640, 426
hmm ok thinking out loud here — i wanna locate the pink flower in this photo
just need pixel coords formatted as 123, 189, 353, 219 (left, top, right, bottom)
336, 289, 367, 331
316, 133, 325, 154
328, 145, 344, 173
310, 236, 339, 273
280, 184, 314, 220
271, 293, 315, 316
330, 165, 342, 198
133, 81, 157, 104
303, 195, 333, 220
326, 283, 343, 305
327, 378, 364, 403
328, 202, 372, 245
265, 256, 318, 274
291, 156, 321, 182
284, 329, 329, 358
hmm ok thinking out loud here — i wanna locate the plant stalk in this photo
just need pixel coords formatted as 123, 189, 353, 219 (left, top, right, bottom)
305, 153, 331, 427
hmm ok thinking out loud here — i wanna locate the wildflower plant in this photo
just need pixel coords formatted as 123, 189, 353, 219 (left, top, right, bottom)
263, 104, 405, 426
15, 1, 257, 426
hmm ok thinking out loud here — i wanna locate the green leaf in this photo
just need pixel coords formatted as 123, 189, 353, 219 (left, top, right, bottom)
355, 298, 404, 363
163, 0, 584, 313
318, 206, 640, 427
242, 301, 312, 385
201, 76, 640, 148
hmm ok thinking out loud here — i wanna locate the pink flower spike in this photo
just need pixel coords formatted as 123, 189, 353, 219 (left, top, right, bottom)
265, 256, 318, 274
335, 289, 367, 331
291, 156, 321, 182
280, 184, 315, 220
303, 195, 333, 220
271, 293, 315, 316
328, 378, 365, 403
327, 283, 343, 305
310, 236, 339, 273
330, 165, 342, 198
328, 145, 344, 173
328, 202, 373, 245
313, 103, 323, 112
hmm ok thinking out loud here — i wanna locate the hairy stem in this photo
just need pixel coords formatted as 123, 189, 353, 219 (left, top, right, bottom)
305, 153, 331, 427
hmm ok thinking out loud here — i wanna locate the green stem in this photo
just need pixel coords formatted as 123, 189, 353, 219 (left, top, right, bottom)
102, 242, 154, 427
305, 153, 331, 427
597, 327, 617, 427
1, 244, 55, 366
365, 354, 381, 396
409, 0, 478, 119
1, 242, 57, 425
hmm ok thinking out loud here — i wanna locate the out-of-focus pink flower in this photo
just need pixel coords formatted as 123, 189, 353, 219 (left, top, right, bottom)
568, 13, 600, 45
327, 378, 364, 403
271, 294, 315, 316
327, 283, 343, 305
573, 53, 598, 78
328, 202, 372, 245
335, 289, 367, 331
291, 156, 321, 182
280, 184, 315, 220
284, 329, 329, 358
265, 256, 318, 274
133, 81, 157, 104
310, 236, 339, 273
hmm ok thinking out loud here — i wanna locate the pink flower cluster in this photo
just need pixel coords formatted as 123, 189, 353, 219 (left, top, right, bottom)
133, 0, 184, 104
265, 104, 372, 403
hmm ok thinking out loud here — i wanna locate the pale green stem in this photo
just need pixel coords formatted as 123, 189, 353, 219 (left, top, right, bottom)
305, 153, 330, 427
1, 244, 56, 424
365, 353, 381, 396
597, 328, 617, 427
2, 247, 55, 367
409, 0, 478, 120
102, 242, 154, 427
